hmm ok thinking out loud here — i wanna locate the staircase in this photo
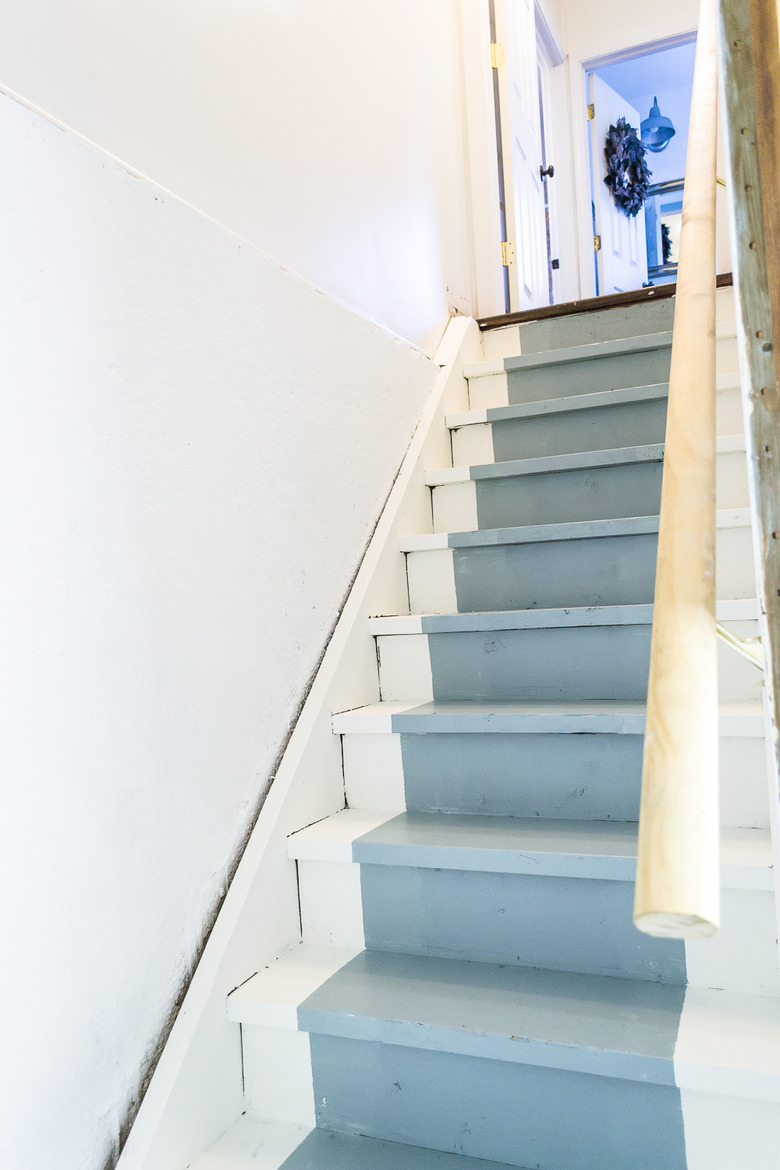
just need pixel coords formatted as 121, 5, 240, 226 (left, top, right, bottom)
191, 294, 780, 1169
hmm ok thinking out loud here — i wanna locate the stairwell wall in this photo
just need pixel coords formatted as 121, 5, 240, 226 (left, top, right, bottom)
0, 0, 474, 353
0, 92, 439, 1170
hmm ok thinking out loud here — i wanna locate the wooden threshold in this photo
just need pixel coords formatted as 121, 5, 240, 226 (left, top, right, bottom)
477, 272, 734, 331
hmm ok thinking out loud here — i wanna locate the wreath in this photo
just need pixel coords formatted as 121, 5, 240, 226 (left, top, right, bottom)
603, 117, 652, 217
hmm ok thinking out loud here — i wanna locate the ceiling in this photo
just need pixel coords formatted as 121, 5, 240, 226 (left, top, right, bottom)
596, 40, 697, 106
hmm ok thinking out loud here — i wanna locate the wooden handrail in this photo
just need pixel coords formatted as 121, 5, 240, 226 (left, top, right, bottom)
633, 0, 720, 939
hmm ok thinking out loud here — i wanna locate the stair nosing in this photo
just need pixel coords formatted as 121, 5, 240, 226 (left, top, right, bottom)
331, 700, 765, 738
368, 599, 758, 636
425, 444, 665, 487
503, 330, 673, 372
288, 811, 773, 890
446, 383, 669, 429
401, 508, 751, 552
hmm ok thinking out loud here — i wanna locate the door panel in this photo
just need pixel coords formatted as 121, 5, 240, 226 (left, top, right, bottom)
589, 73, 649, 294
496, 0, 550, 311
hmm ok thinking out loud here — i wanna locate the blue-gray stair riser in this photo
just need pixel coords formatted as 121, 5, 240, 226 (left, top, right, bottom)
491, 399, 668, 462
360, 867, 686, 982
507, 348, 671, 403
279, 1129, 525, 1170
399, 732, 643, 820
516, 299, 675, 353
307, 1035, 687, 1170
424, 625, 651, 702
474, 461, 663, 529
453, 533, 658, 611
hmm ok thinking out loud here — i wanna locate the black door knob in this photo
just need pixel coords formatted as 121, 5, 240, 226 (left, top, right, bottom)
540, 164, 555, 179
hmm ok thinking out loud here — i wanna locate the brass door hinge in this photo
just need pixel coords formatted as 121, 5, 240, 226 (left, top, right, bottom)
587, 103, 595, 120
501, 240, 515, 266
491, 42, 506, 68
593, 235, 602, 252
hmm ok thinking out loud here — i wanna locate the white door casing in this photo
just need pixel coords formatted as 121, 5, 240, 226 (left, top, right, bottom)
495, 0, 550, 311
588, 72, 649, 294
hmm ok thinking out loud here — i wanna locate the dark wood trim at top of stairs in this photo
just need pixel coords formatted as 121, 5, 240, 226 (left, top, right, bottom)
477, 272, 734, 331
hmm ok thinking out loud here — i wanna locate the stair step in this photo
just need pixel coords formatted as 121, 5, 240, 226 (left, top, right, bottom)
401, 514, 659, 552
369, 598, 756, 635
370, 603, 759, 705
464, 332, 673, 411
229, 944, 780, 1098
191, 1115, 527, 1170
374, 617, 653, 704
404, 510, 754, 613
427, 445, 664, 485
428, 446, 664, 533
447, 385, 668, 466
332, 699, 765, 737
446, 383, 670, 430
428, 442, 746, 532
283, 1129, 527, 1170
188, 1116, 313, 1169
288, 810, 773, 890
463, 331, 673, 381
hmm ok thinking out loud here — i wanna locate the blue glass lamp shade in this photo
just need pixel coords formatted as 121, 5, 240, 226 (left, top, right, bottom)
641, 97, 676, 152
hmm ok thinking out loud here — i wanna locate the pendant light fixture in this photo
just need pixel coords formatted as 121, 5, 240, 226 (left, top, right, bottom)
641, 97, 676, 152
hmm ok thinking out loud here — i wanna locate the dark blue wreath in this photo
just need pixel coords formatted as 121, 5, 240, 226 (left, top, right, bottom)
603, 117, 652, 217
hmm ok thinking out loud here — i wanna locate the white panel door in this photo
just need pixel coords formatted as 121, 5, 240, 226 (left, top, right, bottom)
496, 0, 549, 311
588, 73, 649, 294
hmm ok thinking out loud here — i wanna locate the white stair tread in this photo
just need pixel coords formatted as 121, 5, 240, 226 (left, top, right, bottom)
287, 809, 772, 889
332, 700, 765, 737
425, 444, 664, 486
368, 599, 757, 635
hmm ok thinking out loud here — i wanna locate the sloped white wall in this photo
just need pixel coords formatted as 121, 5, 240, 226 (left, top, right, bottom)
0, 92, 436, 1170
0, 0, 472, 351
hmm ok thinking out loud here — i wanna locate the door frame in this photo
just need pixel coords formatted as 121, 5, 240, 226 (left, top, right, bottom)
456, 0, 566, 319
567, 30, 698, 301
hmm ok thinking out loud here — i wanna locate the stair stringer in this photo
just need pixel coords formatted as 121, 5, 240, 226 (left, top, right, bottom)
115, 315, 482, 1170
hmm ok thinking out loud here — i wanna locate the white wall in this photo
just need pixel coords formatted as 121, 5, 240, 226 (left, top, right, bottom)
0, 0, 473, 352
0, 92, 437, 1170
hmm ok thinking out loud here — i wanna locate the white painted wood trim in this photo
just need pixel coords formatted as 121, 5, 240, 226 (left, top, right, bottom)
400, 533, 450, 553
446, 408, 489, 428
116, 316, 482, 1170
463, 358, 505, 378
288, 810, 397, 862
227, 944, 361, 1030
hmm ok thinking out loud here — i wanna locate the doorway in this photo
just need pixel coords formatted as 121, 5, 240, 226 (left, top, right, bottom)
585, 38, 696, 296
492, 0, 564, 313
